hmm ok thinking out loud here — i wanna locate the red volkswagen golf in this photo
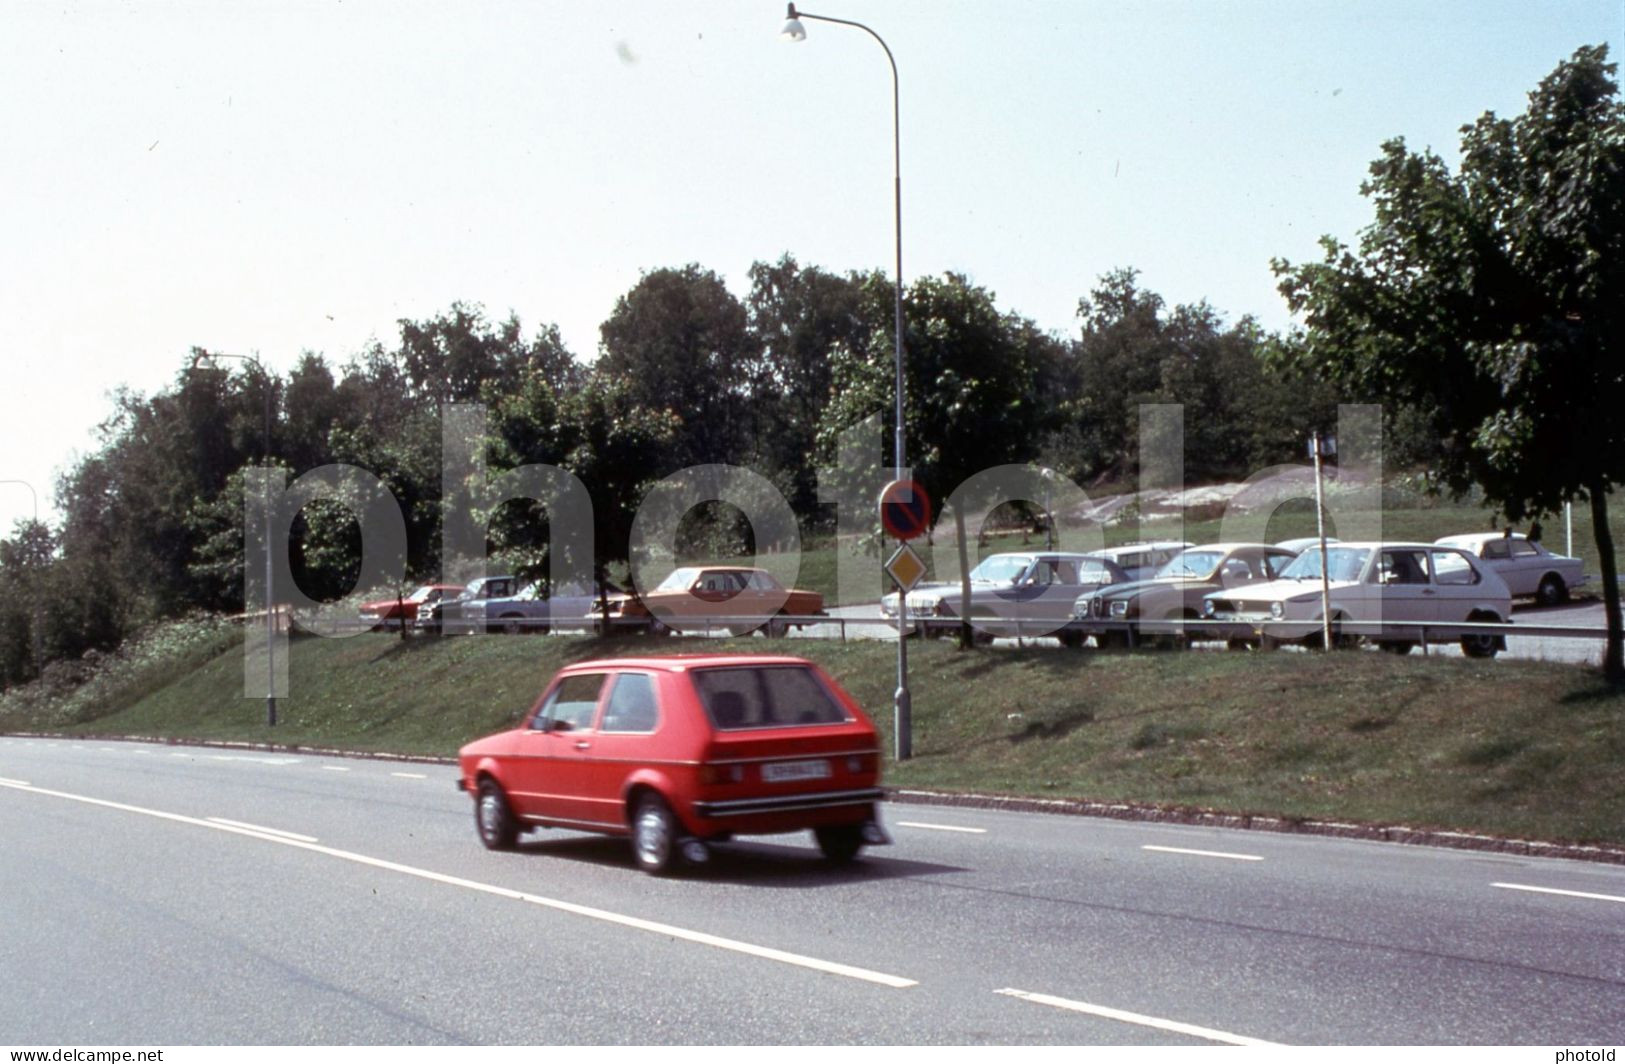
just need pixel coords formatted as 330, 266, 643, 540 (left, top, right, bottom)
457, 654, 889, 874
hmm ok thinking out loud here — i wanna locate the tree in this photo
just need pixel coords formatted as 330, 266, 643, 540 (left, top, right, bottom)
1274, 45, 1625, 681
598, 265, 759, 471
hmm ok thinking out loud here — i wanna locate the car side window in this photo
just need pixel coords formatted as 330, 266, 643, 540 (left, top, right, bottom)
1377, 550, 1431, 585
533, 673, 606, 732
601, 673, 660, 733
1430, 550, 1480, 586
1265, 554, 1293, 579
1482, 539, 1511, 560
1509, 539, 1539, 558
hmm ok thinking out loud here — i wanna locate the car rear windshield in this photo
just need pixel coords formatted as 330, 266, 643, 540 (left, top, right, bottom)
691, 666, 852, 730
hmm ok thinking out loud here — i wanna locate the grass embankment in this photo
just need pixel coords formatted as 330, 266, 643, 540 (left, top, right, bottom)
3, 628, 1621, 847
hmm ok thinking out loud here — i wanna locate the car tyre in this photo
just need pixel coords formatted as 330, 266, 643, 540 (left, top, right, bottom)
1536, 574, 1568, 608
814, 824, 865, 865
476, 779, 519, 851
1378, 641, 1415, 655
765, 612, 791, 639
631, 793, 679, 875
1460, 632, 1500, 659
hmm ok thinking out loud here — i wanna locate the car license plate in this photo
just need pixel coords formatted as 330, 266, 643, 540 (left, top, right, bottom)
762, 759, 831, 783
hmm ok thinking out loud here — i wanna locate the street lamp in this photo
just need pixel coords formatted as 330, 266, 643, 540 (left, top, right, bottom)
780, 2, 914, 758
1041, 468, 1057, 550
192, 350, 279, 727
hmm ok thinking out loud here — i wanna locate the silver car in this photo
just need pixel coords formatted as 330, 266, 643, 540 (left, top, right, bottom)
1434, 532, 1587, 607
881, 551, 1129, 645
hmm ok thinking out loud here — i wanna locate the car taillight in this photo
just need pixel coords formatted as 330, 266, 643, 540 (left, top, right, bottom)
698, 763, 745, 785
845, 753, 877, 775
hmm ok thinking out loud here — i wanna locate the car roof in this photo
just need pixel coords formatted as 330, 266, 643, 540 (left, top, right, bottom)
1177, 542, 1286, 553
1090, 541, 1192, 554
1435, 532, 1529, 545
1319, 541, 1472, 550
557, 654, 816, 674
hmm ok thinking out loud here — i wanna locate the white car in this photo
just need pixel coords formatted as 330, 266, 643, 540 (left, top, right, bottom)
1434, 532, 1587, 607
880, 551, 1129, 646
1083, 540, 1193, 581
1202, 542, 1513, 657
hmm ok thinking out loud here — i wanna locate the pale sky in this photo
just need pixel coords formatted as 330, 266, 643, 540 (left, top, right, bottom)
2, 0, 1620, 532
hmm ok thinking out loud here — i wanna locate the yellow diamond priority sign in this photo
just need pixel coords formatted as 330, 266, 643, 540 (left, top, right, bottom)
885, 542, 927, 592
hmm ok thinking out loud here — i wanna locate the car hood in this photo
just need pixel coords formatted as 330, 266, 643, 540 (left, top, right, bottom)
1091, 576, 1214, 599
1207, 577, 1362, 604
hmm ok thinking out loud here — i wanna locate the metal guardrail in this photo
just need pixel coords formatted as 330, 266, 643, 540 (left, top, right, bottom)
250, 609, 1611, 656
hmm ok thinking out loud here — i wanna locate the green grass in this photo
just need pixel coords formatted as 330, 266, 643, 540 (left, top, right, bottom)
4, 627, 1621, 847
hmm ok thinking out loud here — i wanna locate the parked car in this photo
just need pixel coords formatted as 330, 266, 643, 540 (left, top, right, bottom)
456, 654, 889, 873
416, 575, 521, 634
358, 584, 463, 627
1434, 532, 1587, 607
1274, 536, 1339, 555
1082, 541, 1194, 581
879, 551, 1129, 646
1072, 543, 1297, 647
595, 566, 825, 637
471, 580, 620, 634
1202, 542, 1513, 657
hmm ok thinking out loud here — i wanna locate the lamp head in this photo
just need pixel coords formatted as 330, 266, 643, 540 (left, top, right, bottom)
780, 2, 806, 41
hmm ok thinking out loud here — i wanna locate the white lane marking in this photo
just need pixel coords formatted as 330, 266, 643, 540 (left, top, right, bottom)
206, 818, 319, 843
207, 755, 301, 765
994, 988, 1280, 1046
390, 772, 428, 780
0, 776, 30, 786
897, 821, 987, 834
322, 766, 350, 772
0, 778, 917, 989
1142, 845, 1263, 862
1493, 882, 1625, 905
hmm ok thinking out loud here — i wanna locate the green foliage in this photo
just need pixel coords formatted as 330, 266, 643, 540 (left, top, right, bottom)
1274, 44, 1625, 680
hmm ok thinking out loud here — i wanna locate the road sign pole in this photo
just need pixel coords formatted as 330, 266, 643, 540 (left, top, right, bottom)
895, 587, 911, 761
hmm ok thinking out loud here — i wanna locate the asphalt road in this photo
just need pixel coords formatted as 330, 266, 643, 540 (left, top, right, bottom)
3, 737, 1622, 1045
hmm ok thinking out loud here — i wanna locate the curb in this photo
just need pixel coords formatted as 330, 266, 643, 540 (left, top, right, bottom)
7, 731, 1622, 866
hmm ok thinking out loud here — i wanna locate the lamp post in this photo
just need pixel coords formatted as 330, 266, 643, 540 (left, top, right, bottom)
192, 350, 278, 727
0, 479, 43, 678
1041, 467, 1056, 550
780, 2, 915, 759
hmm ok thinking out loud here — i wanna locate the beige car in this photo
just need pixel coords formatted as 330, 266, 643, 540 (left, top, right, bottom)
1203, 542, 1514, 656
596, 566, 826, 637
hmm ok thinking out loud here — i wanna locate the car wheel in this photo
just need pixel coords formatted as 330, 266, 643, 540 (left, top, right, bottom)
814, 824, 865, 864
476, 779, 519, 851
764, 612, 791, 639
1058, 629, 1085, 649
631, 793, 679, 875
501, 614, 524, 635
1460, 631, 1500, 659
646, 617, 672, 638
1378, 641, 1415, 655
1536, 574, 1568, 608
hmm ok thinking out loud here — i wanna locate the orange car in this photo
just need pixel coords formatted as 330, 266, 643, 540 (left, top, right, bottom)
598, 566, 825, 637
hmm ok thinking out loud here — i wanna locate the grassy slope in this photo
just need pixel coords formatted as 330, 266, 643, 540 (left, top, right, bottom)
5, 629, 1621, 847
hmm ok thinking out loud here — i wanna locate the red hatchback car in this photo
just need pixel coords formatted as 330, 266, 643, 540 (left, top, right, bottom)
457, 654, 889, 873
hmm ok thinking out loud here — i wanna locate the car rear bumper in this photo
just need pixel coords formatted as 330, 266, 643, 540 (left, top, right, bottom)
692, 787, 885, 819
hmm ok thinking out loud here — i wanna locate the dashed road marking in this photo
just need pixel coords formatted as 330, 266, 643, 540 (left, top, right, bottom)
390, 772, 428, 780
1142, 845, 1263, 862
322, 766, 350, 772
994, 988, 1279, 1046
1493, 882, 1625, 905
897, 821, 987, 834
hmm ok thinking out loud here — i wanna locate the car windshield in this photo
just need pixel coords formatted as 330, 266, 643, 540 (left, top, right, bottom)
968, 556, 1031, 584
1281, 546, 1371, 582
406, 585, 437, 603
693, 666, 852, 729
1156, 550, 1223, 580
655, 568, 701, 592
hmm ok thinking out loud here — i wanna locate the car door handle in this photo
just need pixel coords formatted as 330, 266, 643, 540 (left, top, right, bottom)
1422, 588, 1437, 595
574, 741, 592, 751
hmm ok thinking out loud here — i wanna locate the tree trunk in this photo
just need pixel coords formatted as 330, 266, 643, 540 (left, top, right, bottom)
955, 507, 974, 649
1589, 482, 1624, 683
